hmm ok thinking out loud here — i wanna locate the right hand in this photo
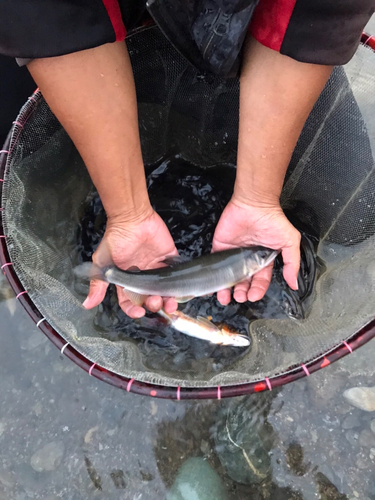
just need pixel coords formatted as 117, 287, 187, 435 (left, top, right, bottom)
82, 209, 179, 318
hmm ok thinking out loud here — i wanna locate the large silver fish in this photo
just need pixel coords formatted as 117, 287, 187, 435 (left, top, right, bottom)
75, 246, 278, 305
158, 309, 251, 347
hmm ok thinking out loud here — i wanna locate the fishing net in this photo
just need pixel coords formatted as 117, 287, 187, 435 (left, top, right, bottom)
1, 26, 375, 398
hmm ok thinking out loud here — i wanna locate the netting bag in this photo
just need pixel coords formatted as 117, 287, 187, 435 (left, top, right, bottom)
1, 26, 375, 399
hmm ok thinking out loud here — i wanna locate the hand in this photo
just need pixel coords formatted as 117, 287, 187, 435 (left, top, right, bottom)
212, 198, 301, 305
82, 210, 179, 318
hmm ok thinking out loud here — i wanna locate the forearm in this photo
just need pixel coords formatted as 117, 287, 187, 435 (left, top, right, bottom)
234, 37, 333, 207
28, 42, 151, 222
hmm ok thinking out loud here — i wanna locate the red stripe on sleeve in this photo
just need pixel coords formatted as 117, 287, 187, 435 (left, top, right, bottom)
101, 0, 126, 41
250, 0, 297, 52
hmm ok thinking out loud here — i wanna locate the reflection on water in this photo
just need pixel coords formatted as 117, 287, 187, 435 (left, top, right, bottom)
1, 268, 375, 499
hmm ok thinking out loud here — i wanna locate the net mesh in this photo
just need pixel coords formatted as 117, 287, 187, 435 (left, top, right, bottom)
2, 26, 375, 387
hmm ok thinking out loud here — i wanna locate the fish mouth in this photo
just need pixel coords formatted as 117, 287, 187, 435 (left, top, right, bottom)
220, 334, 251, 347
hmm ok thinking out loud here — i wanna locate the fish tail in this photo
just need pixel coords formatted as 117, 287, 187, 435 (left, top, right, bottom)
74, 262, 108, 282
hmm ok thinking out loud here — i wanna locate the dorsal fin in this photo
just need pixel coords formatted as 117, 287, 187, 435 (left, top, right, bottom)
196, 316, 218, 329
160, 254, 192, 266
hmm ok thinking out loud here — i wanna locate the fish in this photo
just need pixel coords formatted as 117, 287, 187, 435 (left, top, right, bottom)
158, 309, 250, 347
75, 246, 278, 306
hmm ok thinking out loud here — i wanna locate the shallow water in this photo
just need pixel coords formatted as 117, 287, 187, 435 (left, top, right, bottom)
1, 270, 375, 499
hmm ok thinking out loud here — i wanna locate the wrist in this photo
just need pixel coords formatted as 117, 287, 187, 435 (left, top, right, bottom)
106, 200, 154, 227
232, 183, 281, 211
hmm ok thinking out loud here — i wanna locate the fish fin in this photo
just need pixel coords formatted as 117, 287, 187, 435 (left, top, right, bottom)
126, 266, 141, 273
123, 289, 147, 306
160, 254, 192, 266
196, 316, 217, 328
176, 295, 195, 303
74, 263, 106, 282
157, 309, 173, 323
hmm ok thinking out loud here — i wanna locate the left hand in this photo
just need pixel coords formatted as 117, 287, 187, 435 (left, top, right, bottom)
212, 198, 301, 305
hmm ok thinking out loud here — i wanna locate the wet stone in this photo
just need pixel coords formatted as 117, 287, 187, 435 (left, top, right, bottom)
356, 456, 369, 470
213, 395, 273, 485
345, 430, 359, 447
359, 429, 375, 449
166, 457, 228, 500
341, 414, 361, 430
0, 470, 15, 488
343, 387, 375, 412
30, 441, 65, 472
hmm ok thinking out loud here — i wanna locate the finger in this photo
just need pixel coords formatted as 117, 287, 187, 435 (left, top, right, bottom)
233, 280, 251, 303
83, 279, 108, 309
248, 264, 273, 302
117, 286, 145, 318
281, 244, 301, 290
144, 295, 163, 313
163, 297, 178, 313
217, 288, 232, 306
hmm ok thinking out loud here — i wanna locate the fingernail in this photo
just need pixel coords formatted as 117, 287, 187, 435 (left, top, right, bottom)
82, 298, 89, 309
294, 279, 299, 290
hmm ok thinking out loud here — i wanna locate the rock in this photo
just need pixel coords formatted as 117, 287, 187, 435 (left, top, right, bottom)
342, 414, 361, 430
343, 387, 375, 412
166, 457, 228, 500
359, 429, 375, 449
212, 394, 273, 485
345, 430, 359, 447
371, 420, 375, 434
200, 440, 210, 455
84, 426, 99, 444
30, 441, 65, 472
0, 470, 15, 488
32, 403, 42, 417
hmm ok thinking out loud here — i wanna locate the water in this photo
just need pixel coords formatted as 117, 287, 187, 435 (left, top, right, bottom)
2, 151, 374, 498
1, 270, 375, 499
77, 157, 320, 379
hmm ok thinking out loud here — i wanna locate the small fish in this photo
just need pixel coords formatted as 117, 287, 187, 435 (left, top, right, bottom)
158, 309, 250, 347
75, 246, 278, 306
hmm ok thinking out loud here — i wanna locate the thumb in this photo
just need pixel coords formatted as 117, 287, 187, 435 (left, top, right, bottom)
82, 279, 108, 309
281, 244, 300, 291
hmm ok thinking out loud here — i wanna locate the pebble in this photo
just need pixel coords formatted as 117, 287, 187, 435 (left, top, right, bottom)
30, 441, 65, 472
32, 402, 42, 417
345, 430, 359, 447
359, 429, 375, 449
0, 470, 15, 488
84, 426, 98, 444
166, 457, 228, 500
356, 456, 369, 469
200, 440, 210, 455
342, 414, 361, 430
343, 387, 375, 412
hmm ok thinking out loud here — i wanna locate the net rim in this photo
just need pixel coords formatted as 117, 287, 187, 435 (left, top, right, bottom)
1, 34, 375, 399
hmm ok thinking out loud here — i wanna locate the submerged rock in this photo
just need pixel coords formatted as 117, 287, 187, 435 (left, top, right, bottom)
212, 394, 274, 485
166, 457, 228, 500
343, 387, 375, 412
30, 441, 65, 472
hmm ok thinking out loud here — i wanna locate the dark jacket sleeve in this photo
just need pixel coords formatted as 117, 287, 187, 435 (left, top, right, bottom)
0, 0, 127, 59
250, 0, 375, 65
